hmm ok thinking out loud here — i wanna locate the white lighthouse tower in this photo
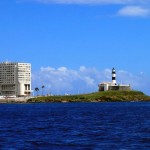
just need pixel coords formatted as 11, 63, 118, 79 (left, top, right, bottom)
112, 68, 116, 85
98, 67, 131, 91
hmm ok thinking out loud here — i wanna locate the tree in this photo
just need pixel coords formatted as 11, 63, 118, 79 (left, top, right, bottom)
35, 87, 39, 96
42, 85, 45, 96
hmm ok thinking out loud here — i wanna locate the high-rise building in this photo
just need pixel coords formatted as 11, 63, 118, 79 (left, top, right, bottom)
0, 62, 32, 97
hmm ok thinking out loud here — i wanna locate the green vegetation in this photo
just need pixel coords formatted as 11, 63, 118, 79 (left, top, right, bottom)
27, 90, 150, 103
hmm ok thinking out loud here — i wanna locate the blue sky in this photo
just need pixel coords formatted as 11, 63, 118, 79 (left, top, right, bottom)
1, 0, 150, 95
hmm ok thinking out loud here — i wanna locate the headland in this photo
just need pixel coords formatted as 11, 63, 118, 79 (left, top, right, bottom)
27, 90, 150, 103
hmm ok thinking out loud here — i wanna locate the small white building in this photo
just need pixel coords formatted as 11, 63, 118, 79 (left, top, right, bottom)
98, 68, 131, 91
0, 62, 32, 97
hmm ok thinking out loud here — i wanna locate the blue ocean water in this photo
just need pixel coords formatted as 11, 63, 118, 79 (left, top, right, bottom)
0, 102, 150, 150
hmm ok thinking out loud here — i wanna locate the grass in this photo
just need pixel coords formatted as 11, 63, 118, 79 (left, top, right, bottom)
27, 90, 150, 103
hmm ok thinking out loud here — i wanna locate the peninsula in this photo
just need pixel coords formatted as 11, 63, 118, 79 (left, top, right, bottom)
27, 91, 150, 103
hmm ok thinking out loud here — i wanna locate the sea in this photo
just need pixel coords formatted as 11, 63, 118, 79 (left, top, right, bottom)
0, 102, 150, 150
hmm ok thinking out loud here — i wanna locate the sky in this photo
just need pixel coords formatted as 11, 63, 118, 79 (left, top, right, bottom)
1, 0, 150, 95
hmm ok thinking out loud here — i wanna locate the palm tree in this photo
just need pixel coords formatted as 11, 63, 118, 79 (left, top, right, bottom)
35, 87, 39, 96
42, 85, 45, 96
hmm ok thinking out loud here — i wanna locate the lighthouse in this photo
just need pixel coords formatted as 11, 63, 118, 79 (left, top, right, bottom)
98, 68, 131, 91
112, 68, 116, 85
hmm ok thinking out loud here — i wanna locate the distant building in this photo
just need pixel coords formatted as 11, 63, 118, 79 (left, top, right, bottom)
0, 62, 32, 97
98, 68, 131, 91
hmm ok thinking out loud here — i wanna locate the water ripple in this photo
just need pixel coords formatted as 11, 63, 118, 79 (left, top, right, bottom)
0, 102, 150, 149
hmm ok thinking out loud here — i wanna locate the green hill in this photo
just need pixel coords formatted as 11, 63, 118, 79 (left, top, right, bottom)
27, 91, 150, 103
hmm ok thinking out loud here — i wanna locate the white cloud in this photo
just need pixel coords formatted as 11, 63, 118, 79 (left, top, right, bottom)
118, 6, 150, 17
32, 66, 150, 95
17, 0, 150, 17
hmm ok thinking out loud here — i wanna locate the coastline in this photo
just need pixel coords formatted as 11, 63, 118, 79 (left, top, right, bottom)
27, 91, 150, 103
0, 97, 29, 103
0, 91, 150, 104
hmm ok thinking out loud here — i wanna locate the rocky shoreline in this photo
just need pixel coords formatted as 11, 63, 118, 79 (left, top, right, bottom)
0, 97, 30, 103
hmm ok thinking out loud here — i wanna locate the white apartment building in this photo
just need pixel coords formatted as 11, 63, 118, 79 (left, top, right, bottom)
0, 62, 32, 97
